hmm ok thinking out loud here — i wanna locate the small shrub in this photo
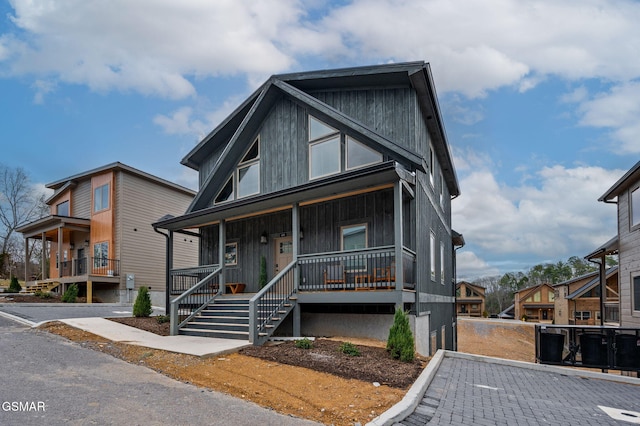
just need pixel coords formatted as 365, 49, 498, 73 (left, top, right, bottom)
155, 315, 170, 324
7, 276, 21, 293
482, 310, 489, 318
387, 308, 415, 362
339, 341, 361, 357
62, 284, 79, 303
133, 286, 153, 317
295, 338, 313, 349
38, 291, 52, 299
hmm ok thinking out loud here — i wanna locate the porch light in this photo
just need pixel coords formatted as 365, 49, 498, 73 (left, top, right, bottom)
300, 228, 304, 239
260, 232, 268, 244
70, 242, 75, 250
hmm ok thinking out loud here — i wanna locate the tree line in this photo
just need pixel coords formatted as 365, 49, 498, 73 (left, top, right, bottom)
0, 164, 47, 279
473, 255, 618, 315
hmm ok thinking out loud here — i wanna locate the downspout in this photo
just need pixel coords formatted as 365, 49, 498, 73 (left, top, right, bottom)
153, 226, 171, 314
453, 237, 465, 352
587, 250, 606, 326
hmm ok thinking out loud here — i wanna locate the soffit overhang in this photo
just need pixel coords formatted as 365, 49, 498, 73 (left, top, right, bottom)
17, 215, 91, 239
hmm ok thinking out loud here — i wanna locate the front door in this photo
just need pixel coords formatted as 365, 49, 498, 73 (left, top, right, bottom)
274, 236, 293, 275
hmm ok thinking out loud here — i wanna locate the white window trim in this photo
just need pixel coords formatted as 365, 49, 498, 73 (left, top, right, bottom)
236, 161, 260, 199
632, 273, 640, 314
429, 145, 435, 187
214, 177, 235, 205
631, 185, 640, 231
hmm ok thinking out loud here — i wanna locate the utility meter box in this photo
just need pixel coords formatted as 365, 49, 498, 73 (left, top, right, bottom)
126, 274, 135, 289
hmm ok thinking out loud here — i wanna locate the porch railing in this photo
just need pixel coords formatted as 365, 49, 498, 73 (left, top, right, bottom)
297, 246, 415, 291
170, 264, 219, 295
249, 261, 297, 345
59, 257, 120, 278
170, 266, 222, 336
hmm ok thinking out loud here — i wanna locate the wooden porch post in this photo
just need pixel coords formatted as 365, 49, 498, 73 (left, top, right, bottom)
24, 237, 28, 283
393, 181, 404, 295
57, 226, 63, 278
86, 280, 93, 304
41, 232, 46, 280
219, 220, 226, 293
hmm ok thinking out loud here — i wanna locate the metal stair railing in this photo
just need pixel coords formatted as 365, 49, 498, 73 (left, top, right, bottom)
249, 260, 297, 345
170, 266, 223, 336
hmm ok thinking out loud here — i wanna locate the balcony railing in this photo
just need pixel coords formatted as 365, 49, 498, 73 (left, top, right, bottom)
297, 246, 415, 291
59, 257, 120, 278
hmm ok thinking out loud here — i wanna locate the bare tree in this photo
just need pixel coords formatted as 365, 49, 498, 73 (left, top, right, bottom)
0, 165, 47, 278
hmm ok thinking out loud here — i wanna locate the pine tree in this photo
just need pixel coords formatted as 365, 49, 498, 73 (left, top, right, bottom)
133, 286, 152, 317
386, 308, 415, 362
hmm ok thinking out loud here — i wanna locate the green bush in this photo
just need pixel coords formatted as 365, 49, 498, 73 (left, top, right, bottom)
295, 338, 313, 349
155, 315, 170, 324
339, 341, 361, 357
133, 286, 152, 317
35, 290, 52, 299
386, 308, 415, 362
7, 276, 21, 293
62, 284, 79, 303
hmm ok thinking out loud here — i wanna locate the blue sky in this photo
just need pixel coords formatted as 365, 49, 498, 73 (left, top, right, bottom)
1, 0, 639, 280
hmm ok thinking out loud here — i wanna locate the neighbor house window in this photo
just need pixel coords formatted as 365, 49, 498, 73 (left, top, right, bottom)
633, 275, 640, 313
575, 311, 591, 320
430, 231, 436, 280
632, 187, 640, 228
94, 184, 109, 212
308, 115, 381, 179
93, 242, 108, 268
57, 200, 69, 216
548, 291, 555, 301
533, 292, 541, 302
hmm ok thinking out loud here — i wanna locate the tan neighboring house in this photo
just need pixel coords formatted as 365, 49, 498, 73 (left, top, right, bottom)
514, 283, 555, 322
554, 268, 619, 325
597, 160, 640, 328
456, 281, 486, 317
17, 162, 197, 306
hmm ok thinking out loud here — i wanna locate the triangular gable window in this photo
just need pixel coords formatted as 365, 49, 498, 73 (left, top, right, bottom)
309, 116, 338, 140
240, 139, 259, 164
214, 137, 260, 204
214, 177, 234, 204
346, 137, 382, 170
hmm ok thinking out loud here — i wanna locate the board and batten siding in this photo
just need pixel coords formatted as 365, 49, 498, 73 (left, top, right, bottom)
116, 171, 197, 293
618, 185, 640, 327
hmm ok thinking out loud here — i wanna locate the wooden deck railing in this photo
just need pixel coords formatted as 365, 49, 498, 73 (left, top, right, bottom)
59, 257, 120, 278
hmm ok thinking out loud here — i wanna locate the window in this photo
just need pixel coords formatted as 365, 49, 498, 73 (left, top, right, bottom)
94, 184, 109, 212
440, 241, 445, 284
308, 115, 381, 179
429, 145, 435, 186
93, 242, 108, 267
214, 138, 260, 204
439, 171, 445, 208
346, 137, 382, 170
57, 200, 69, 216
632, 187, 640, 228
341, 224, 367, 271
548, 290, 555, 302
225, 243, 237, 266
575, 311, 591, 320
533, 292, 541, 302
633, 275, 640, 313
430, 231, 436, 280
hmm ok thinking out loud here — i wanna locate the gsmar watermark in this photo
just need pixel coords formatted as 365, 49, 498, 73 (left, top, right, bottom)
2, 401, 46, 412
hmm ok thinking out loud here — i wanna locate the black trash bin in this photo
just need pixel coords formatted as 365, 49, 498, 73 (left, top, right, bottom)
580, 334, 608, 367
614, 334, 640, 369
540, 333, 564, 363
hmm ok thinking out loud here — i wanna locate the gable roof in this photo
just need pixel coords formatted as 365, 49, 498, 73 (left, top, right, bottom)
566, 266, 618, 300
599, 160, 640, 202
45, 162, 195, 200
182, 61, 459, 212
516, 282, 554, 299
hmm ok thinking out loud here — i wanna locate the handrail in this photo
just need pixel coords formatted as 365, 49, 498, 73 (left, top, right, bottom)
170, 266, 223, 336
249, 260, 297, 344
297, 245, 395, 260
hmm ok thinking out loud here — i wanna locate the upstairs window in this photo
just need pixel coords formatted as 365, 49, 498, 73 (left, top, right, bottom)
94, 184, 109, 212
429, 145, 435, 186
214, 138, 260, 204
430, 231, 436, 280
632, 186, 640, 228
57, 200, 69, 216
308, 115, 381, 180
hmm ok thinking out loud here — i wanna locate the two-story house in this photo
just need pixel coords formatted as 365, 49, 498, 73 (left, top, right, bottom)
597, 161, 640, 328
154, 62, 462, 355
554, 268, 619, 325
514, 283, 556, 322
17, 162, 197, 306
455, 281, 486, 317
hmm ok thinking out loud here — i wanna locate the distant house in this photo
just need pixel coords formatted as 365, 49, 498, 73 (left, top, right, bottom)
16, 162, 197, 306
514, 283, 555, 322
154, 61, 463, 354
455, 281, 485, 317
554, 268, 619, 325
597, 160, 640, 328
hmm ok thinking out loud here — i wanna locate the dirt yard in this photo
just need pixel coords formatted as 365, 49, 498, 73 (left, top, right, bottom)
36, 315, 535, 425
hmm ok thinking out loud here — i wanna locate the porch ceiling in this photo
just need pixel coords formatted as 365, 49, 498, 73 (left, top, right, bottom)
155, 162, 402, 231
17, 215, 91, 239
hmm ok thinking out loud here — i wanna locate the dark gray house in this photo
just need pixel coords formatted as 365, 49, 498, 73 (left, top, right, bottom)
154, 61, 462, 355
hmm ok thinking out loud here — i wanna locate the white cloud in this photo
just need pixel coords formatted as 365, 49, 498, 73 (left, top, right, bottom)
452, 151, 623, 267
456, 251, 500, 281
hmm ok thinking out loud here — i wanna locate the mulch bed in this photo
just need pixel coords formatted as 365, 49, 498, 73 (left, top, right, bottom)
108, 316, 171, 336
240, 339, 425, 388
